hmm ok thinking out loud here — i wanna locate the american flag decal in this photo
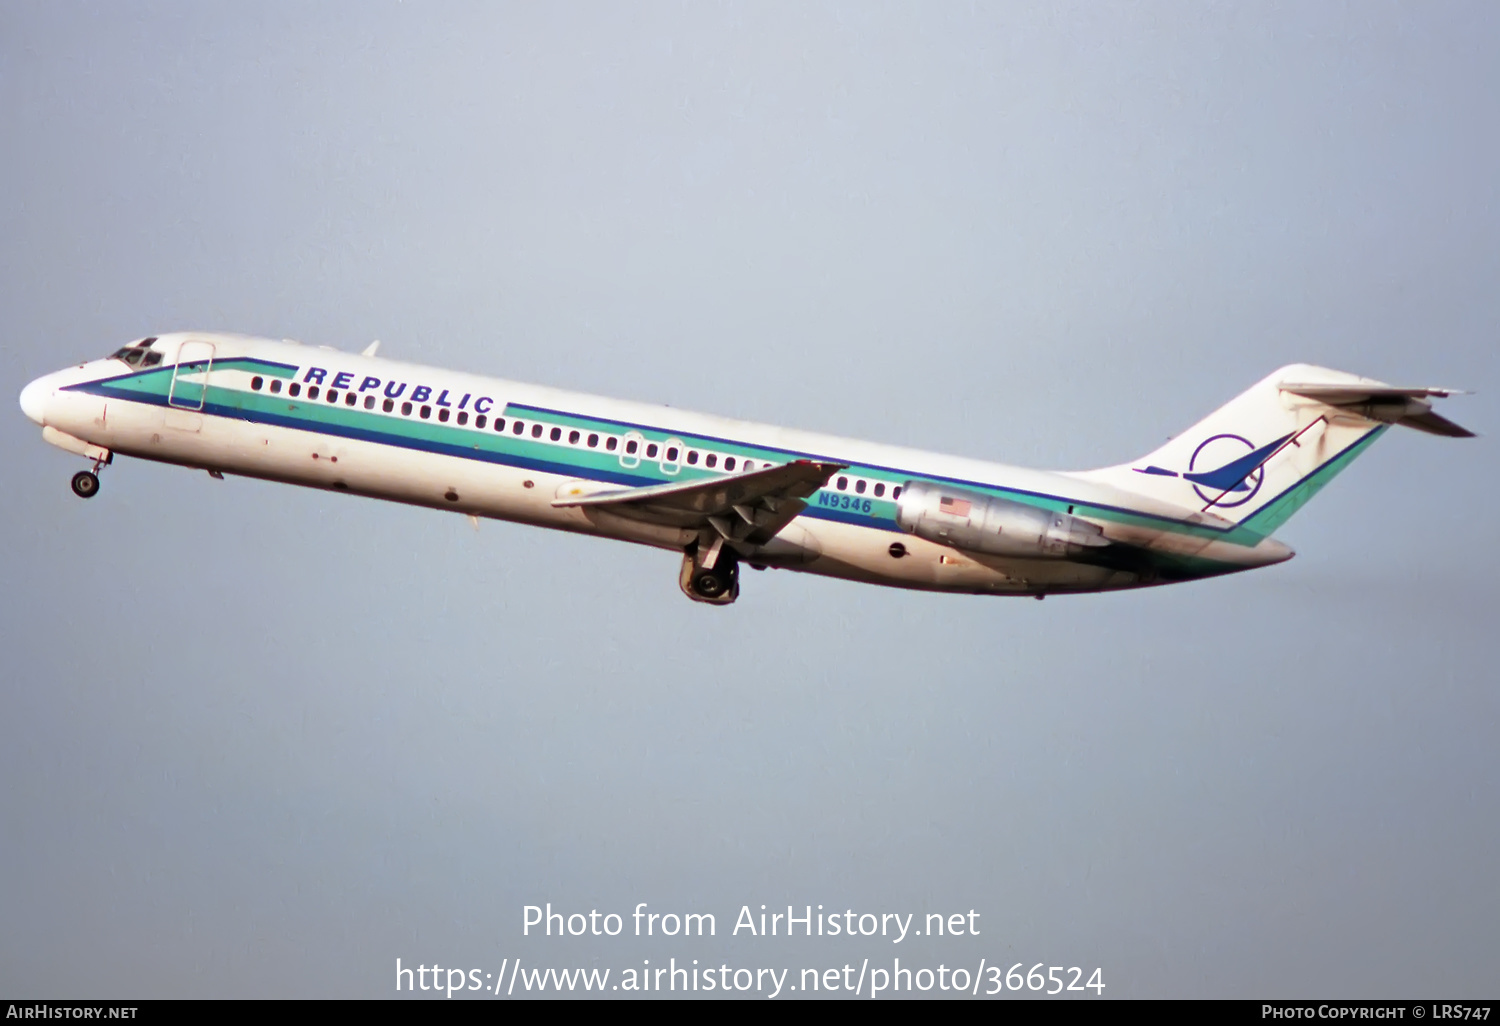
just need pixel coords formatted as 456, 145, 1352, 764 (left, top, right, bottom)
938, 495, 971, 517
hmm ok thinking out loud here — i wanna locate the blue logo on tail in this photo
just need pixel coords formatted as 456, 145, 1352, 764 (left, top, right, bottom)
1135, 432, 1293, 508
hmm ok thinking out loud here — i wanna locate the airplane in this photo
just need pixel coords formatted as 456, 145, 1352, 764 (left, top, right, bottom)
18, 332, 1473, 605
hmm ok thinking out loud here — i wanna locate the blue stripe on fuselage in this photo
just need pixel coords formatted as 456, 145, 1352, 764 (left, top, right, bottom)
68, 371, 1371, 545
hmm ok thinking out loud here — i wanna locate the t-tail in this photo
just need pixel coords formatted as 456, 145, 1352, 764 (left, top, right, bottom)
1076, 364, 1474, 542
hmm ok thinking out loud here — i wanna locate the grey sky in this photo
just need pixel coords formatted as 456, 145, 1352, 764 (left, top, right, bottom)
1, 1, 1496, 998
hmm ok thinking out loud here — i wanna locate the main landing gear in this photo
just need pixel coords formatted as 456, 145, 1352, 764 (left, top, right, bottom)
679, 533, 740, 606
71, 469, 100, 499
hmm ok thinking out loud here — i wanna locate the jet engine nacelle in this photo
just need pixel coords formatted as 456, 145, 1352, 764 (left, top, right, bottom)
895, 481, 1109, 558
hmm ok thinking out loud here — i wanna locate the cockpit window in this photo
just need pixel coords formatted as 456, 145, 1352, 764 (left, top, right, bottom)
110, 339, 162, 368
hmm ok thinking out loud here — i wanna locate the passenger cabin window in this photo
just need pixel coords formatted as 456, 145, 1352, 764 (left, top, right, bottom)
475, 414, 487, 429
288, 383, 301, 397
307, 386, 320, 400
661, 441, 683, 475
892, 486, 902, 499
837, 477, 848, 490
855, 480, 866, 494
383, 398, 393, 412
326, 389, 338, 403
724, 457, 736, 471
345, 393, 356, 406
457, 411, 468, 426
588, 433, 599, 448
646, 443, 659, 459
251, 376, 264, 391
705, 454, 717, 468
270, 379, 282, 394
513, 421, 524, 435
401, 401, 413, 416
420, 405, 431, 419
438, 408, 449, 422
618, 431, 644, 469
568, 429, 580, 444
687, 451, 698, 465
364, 395, 375, 409
550, 427, 561, 441
532, 424, 544, 438
874, 483, 885, 498
606, 437, 618, 451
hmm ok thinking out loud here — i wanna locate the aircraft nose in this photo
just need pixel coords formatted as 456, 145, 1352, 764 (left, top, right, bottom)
19, 375, 52, 425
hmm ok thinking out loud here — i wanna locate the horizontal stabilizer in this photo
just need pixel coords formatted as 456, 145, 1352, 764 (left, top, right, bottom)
1280, 381, 1475, 438
1395, 408, 1476, 438
1279, 383, 1468, 402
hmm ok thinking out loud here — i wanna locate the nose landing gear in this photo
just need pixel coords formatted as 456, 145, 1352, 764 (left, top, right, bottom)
69, 451, 111, 499
71, 469, 100, 498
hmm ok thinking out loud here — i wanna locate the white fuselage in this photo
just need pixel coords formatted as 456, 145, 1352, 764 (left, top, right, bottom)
19, 332, 1295, 598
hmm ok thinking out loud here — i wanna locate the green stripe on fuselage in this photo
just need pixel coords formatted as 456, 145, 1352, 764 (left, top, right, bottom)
87, 366, 1377, 561
1235, 426, 1386, 539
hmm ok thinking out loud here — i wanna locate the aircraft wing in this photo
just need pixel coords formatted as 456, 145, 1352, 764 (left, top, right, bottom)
1279, 381, 1475, 438
552, 459, 846, 544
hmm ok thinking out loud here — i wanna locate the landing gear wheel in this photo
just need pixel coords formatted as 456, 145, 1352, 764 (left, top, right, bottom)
692, 569, 728, 598
71, 470, 100, 499
679, 544, 740, 605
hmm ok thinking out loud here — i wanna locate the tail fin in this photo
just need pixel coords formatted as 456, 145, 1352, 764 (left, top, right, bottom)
1076, 364, 1473, 540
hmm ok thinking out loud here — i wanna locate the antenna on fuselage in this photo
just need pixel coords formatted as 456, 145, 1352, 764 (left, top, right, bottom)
361, 340, 381, 357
